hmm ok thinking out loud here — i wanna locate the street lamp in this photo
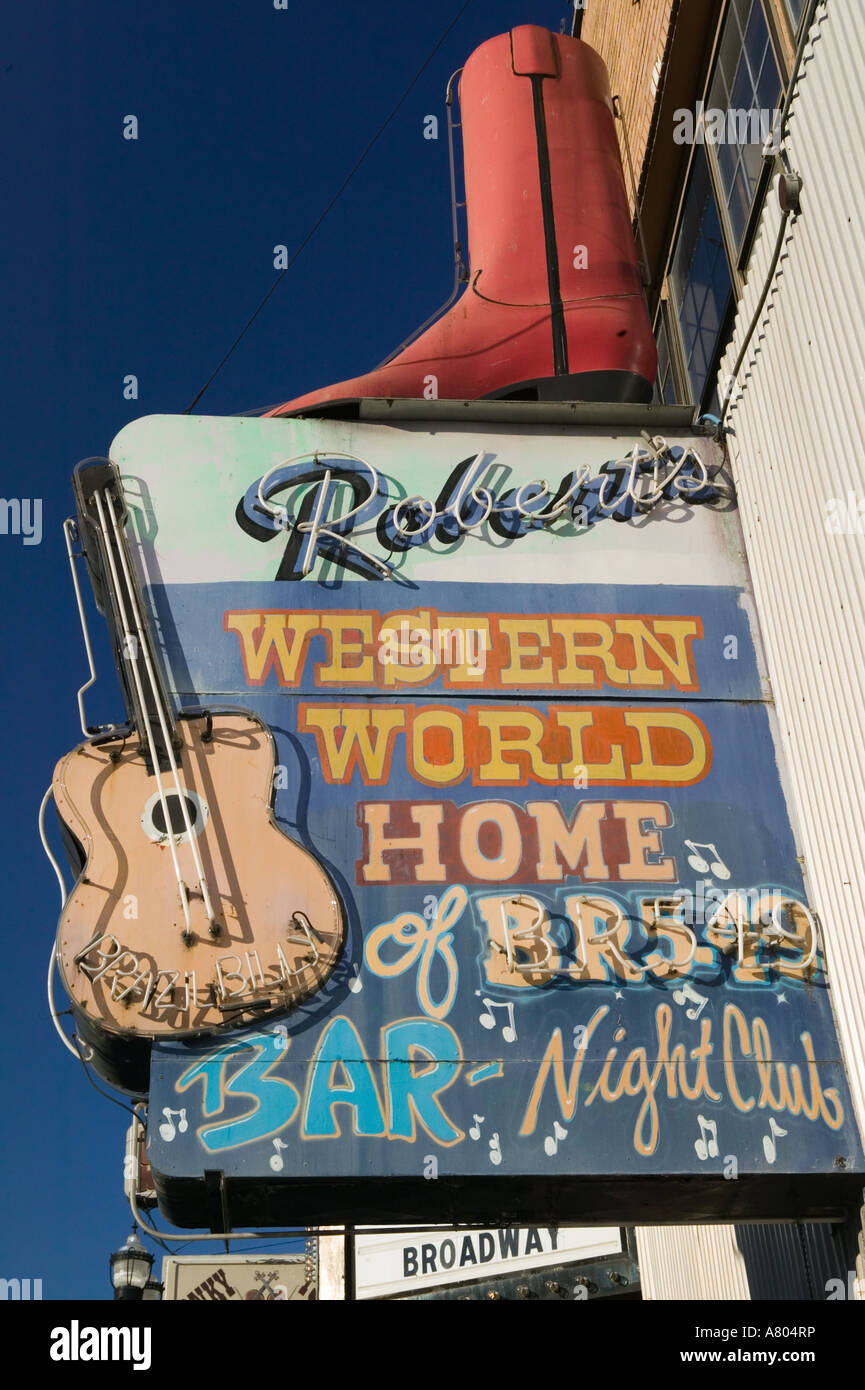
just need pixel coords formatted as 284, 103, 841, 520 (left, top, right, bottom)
110, 1226, 154, 1301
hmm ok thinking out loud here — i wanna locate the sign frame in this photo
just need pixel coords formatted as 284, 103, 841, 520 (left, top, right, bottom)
75, 401, 863, 1227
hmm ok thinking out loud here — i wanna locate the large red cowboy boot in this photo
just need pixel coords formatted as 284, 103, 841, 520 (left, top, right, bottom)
265, 26, 656, 417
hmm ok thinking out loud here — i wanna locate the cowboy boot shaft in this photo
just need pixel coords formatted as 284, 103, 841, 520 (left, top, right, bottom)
462, 29, 642, 308
266, 26, 656, 413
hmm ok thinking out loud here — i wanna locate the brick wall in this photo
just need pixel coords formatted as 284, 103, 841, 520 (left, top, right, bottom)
581, 0, 677, 213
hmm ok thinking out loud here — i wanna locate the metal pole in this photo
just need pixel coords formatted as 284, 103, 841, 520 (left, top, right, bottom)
344, 1224, 356, 1301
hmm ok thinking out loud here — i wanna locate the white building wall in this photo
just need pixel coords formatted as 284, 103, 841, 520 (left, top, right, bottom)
719, 0, 865, 1144
637, 0, 865, 1298
636, 1226, 750, 1301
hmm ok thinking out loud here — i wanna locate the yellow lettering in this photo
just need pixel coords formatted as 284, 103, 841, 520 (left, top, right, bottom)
614, 618, 700, 688
378, 611, 435, 686
300, 705, 404, 782
316, 615, 375, 683
439, 615, 491, 685
623, 709, 709, 784
552, 619, 630, 687
224, 611, 319, 685
477, 709, 560, 783
557, 710, 626, 782
499, 618, 553, 685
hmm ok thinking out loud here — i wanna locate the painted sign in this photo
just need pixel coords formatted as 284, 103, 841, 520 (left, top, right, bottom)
160, 1254, 313, 1301
353, 1225, 622, 1298
102, 413, 861, 1224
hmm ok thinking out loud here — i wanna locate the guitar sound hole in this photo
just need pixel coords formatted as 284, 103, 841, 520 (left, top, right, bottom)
152, 795, 198, 836
141, 786, 209, 844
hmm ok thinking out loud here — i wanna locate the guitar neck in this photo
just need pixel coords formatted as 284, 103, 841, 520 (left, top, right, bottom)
73, 459, 176, 771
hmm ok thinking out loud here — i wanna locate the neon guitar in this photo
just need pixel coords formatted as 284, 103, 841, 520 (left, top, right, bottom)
53, 460, 345, 1087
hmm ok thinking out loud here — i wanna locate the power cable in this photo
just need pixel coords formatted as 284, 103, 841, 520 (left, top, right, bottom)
715, 200, 794, 433
71, 1035, 139, 1117
184, 1, 474, 414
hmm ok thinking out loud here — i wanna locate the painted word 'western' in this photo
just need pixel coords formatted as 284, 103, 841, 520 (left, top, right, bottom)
225, 608, 701, 691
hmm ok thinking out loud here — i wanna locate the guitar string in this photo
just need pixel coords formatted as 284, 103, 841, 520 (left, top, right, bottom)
92, 488, 194, 937
102, 488, 219, 926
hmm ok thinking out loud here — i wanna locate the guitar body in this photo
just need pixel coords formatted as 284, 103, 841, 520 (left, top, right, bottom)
53, 711, 345, 1087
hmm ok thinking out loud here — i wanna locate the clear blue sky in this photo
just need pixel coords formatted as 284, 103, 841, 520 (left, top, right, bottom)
2, 0, 570, 1299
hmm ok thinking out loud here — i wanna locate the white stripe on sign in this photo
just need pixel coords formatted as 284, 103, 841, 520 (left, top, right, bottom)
355, 1226, 622, 1297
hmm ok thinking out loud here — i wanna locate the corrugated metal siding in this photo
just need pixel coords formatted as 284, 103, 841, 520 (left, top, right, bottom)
736, 1225, 812, 1300
637, 1219, 856, 1301
735, 1221, 854, 1300
637, 0, 865, 1299
636, 1225, 750, 1299
719, 0, 865, 1146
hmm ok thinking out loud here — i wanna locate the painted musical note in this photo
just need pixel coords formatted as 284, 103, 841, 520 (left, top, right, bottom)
269, 1137, 288, 1172
469, 1114, 484, 1141
573, 1024, 588, 1051
479, 997, 517, 1043
684, 839, 731, 881
544, 1121, 568, 1157
763, 1117, 788, 1164
347, 963, 363, 994
694, 1114, 719, 1161
158, 1107, 188, 1142
672, 981, 708, 1020
488, 1133, 503, 1166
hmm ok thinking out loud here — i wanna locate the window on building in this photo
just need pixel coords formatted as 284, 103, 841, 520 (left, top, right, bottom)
708, 0, 783, 247
653, 309, 680, 406
785, 0, 807, 30
653, 0, 792, 409
667, 149, 735, 405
